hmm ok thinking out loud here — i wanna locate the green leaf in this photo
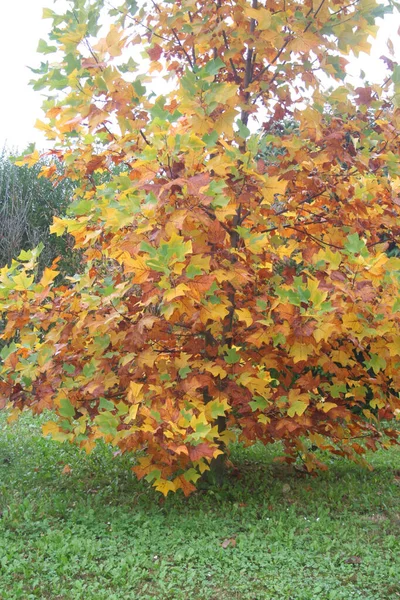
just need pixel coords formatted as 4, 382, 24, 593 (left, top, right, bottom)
99, 397, 115, 411
209, 400, 226, 419
393, 65, 400, 85
249, 396, 268, 412
202, 131, 219, 148
59, 398, 75, 419
116, 401, 129, 416
224, 347, 241, 365
287, 400, 308, 418
145, 469, 162, 483
42, 8, 56, 18
184, 468, 201, 483
186, 263, 203, 278
365, 354, 387, 374
202, 58, 225, 77
63, 363, 75, 375
344, 233, 368, 257
82, 361, 98, 378
179, 366, 191, 379
236, 119, 250, 139
94, 412, 119, 436
0, 342, 17, 361
37, 39, 57, 55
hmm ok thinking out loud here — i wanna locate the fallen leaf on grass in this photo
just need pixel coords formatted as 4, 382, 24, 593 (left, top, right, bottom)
62, 464, 72, 475
344, 556, 362, 565
221, 537, 236, 549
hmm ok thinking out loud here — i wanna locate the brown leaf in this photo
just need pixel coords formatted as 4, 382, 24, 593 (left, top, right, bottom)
148, 44, 162, 61
62, 464, 72, 475
187, 173, 210, 195
188, 443, 216, 461
81, 58, 107, 69
355, 87, 373, 106
344, 556, 362, 565
221, 537, 236, 549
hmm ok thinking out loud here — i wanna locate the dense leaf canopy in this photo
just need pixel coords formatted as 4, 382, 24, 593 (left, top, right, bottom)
1, 0, 400, 494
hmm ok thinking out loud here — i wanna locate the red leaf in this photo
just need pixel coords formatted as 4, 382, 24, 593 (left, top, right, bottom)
148, 44, 162, 61
188, 443, 216, 461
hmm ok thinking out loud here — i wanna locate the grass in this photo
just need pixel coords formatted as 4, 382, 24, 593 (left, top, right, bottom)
0, 412, 398, 600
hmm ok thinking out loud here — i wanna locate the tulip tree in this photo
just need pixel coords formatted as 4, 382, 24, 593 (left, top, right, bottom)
1, 0, 400, 495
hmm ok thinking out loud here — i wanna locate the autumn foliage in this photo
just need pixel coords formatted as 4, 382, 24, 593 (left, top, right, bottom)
1, 0, 400, 495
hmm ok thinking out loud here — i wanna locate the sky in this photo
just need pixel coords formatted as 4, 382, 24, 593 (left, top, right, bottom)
0, 0, 399, 151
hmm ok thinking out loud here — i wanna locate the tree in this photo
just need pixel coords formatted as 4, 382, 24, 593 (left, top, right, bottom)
1, 0, 400, 496
0, 147, 78, 276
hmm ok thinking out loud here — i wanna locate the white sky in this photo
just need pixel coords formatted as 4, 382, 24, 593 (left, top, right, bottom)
0, 0, 399, 151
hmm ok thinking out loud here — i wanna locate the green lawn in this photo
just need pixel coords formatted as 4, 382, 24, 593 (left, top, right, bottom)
0, 412, 398, 600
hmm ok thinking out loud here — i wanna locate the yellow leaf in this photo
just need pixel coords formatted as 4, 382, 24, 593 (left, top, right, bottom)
42, 421, 72, 442
307, 278, 327, 307
200, 302, 229, 324
316, 402, 338, 413
386, 257, 400, 270
370, 398, 386, 410
125, 404, 139, 423
342, 313, 363, 334
287, 389, 310, 418
214, 83, 238, 104
187, 254, 211, 273
289, 342, 314, 363
366, 253, 388, 278
287, 399, 308, 417
196, 459, 211, 474
388, 336, 400, 357
154, 478, 176, 496
261, 177, 287, 205
123, 254, 151, 283
313, 321, 336, 343
190, 412, 209, 430
244, 6, 272, 29
13, 272, 34, 291
14, 150, 40, 167
105, 25, 125, 57
35, 119, 57, 139
74, 416, 87, 435
127, 381, 143, 403
214, 108, 238, 137
7, 407, 20, 424
49, 216, 67, 236
244, 233, 268, 254
40, 267, 59, 287
80, 438, 96, 454
163, 283, 190, 302
315, 247, 342, 271
138, 349, 158, 368
235, 308, 253, 327
204, 364, 228, 379
119, 352, 137, 367
258, 414, 270, 424
276, 239, 298, 259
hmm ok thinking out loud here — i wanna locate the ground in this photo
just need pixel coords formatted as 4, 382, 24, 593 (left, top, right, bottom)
0, 412, 399, 600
